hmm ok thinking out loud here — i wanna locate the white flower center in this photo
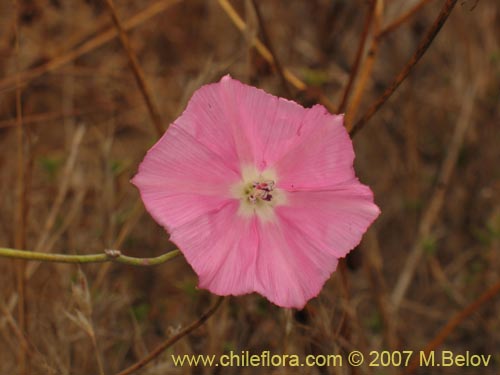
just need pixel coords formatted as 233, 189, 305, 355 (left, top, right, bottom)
231, 166, 286, 221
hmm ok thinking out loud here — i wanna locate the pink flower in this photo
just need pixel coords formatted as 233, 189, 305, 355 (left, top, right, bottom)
132, 75, 380, 309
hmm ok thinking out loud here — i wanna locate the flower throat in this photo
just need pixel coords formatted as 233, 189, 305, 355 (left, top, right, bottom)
246, 180, 275, 204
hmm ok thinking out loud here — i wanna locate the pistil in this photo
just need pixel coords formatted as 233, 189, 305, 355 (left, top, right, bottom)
248, 180, 275, 204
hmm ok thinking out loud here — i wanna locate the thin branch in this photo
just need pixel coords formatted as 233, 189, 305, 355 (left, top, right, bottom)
405, 280, 500, 374
250, 0, 291, 96
93, 199, 145, 290
337, 260, 353, 347
0, 299, 31, 356
345, 0, 384, 131
350, 0, 458, 137
116, 296, 224, 375
391, 83, 477, 308
24, 126, 86, 279
0, 1, 179, 290
13, 0, 28, 371
0, 247, 180, 266
217, 0, 273, 61
0, 111, 74, 129
103, 0, 163, 137
14, 0, 25, 251
337, 0, 377, 113
362, 230, 399, 351
217, 0, 336, 113
34, 126, 85, 253
90, 329, 106, 375
0, 0, 181, 94
378, 0, 434, 39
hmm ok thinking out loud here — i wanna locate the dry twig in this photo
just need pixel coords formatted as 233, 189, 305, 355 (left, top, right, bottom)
217, 0, 336, 112
103, 0, 164, 137
26, 126, 86, 278
337, 0, 378, 114
0, 0, 181, 94
250, 0, 291, 96
93, 199, 145, 290
350, 0, 458, 137
32, 127, 85, 250
391, 83, 477, 308
345, 0, 384, 130
378, 0, 435, 39
13, 1, 27, 371
116, 297, 224, 375
0, 299, 30, 357
405, 280, 500, 374
363, 231, 399, 351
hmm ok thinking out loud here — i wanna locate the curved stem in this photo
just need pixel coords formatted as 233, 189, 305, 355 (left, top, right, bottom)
0, 247, 180, 266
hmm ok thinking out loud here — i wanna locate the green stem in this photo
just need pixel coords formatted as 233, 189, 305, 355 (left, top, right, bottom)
0, 247, 180, 266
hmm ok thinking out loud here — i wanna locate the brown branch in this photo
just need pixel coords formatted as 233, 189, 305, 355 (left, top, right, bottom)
336, 260, 353, 346
404, 280, 500, 374
391, 83, 477, 308
0, 299, 31, 356
337, 0, 377, 113
25, 126, 87, 279
378, 0, 434, 39
362, 231, 399, 351
0, 108, 107, 129
0, 0, 181, 94
13, 0, 28, 372
350, 0, 458, 138
250, 0, 291, 96
103, 0, 164, 137
217, 0, 337, 113
345, 0, 384, 131
116, 297, 224, 375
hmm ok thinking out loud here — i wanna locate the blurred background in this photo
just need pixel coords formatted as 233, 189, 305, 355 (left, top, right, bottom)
0, 0, 498, 374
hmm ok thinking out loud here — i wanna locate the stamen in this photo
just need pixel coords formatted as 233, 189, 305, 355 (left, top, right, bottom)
247, 179, 276, 204
232, 166, 286, 221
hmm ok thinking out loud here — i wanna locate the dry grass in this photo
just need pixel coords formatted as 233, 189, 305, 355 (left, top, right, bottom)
0, 0, 499, 374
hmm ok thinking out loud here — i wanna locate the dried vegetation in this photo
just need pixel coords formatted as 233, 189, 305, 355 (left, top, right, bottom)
0, 0, 499, 374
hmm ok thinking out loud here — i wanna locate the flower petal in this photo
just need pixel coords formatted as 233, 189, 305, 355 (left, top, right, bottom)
277, 183, 380, 259
273, 111, 354, 190
253, 219, 339, 309
174, 75, 254, 171
131, 126, 240, 230
169, 202, 259, 296
219, 76, 314, 170
177, 75, 332, 172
